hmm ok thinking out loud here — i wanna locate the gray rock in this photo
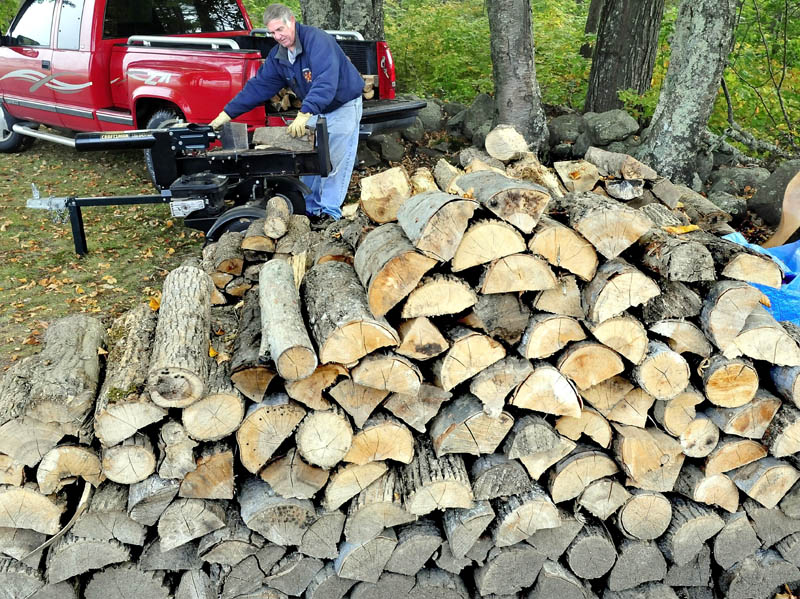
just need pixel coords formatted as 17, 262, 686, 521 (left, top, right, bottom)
417, 100, 445, 131
443, 101, 466, 117
551, 143, 574, 160
572, 131, 593, 158
708, 191, 747, 223
446, 110, 466, 136
367, 133, 406, 163
458, 147, 503, 170
472, 121, 493, 151
548, 113, 587, 146
584, 109, 640, 145
624, 133, 643, 147
709, 166, 771, 196
606, 141, 629, 155
356, 143, 382, 168
463, 93, 494, 140
402, 117, 425, 143
694, 151, 714, 184
749, 159, 800, 226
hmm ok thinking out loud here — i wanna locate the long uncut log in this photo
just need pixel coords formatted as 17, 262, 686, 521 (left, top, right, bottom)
236, 394, 306, 474
353, 223, 437, 317
396, 191, 478, 261
94, 304, 165, 447
259, 260, 318, 380
451, 219, 526, 272
302, 261, 400, 365
429, 394, 513, 457
230, 287, 276, 402
529, 216, 598, 281
147, 266, 213, 408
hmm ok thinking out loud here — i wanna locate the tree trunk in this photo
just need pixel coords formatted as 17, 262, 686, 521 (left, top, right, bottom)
584, 0, 665, 112
636, 0, 737, 184
486, 0, 548, 150
580, 0, 605, 58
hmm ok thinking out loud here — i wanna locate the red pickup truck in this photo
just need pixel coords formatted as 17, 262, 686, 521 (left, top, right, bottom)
0, 0, 423, 155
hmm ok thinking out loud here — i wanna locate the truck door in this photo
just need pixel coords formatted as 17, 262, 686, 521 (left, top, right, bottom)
0, 0, 58, 125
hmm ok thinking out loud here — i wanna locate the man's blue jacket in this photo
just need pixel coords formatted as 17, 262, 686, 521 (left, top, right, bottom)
224, 22, 364, 118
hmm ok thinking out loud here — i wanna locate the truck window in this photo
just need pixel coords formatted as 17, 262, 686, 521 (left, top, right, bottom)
103, 0, 247, 39
57, 0, 86, 50
8, 0, 57, 47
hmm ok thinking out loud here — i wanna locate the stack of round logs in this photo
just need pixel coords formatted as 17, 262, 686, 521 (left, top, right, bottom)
1, 132, 800, 599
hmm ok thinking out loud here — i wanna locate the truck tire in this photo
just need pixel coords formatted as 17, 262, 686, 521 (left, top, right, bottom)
0, 104, 35, 153
144, 108, 185, 187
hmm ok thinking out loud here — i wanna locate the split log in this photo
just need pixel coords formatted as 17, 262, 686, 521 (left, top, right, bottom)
334, 528, 397, 583
0, 455, 23, 486
631, 340, 689, 400
305, 562, 357, 599
179, 442, 235, 499
344, 469, 415, 543
83, 564, 170, 599
529, 559, 595, 599
557, 341, 625, 390
259, 260, 318, 380
0, 527, 45, 566
687, 229, 782, 287
322, 462, 389, 511
359, 166, 412, 224
565, 522, 617, 579
491, 483, 560, 546
652, 386, 704, 436
384, 519, 442, 575
215, 545, 284, 599
351, 352, 422, 396
763, 404, 800, 457
705, 436, 767, 475
236, 394, 306, 473
553, 160, 600, 193
139, 536, 202, 571
147, 266, 213, 408
484, 124, 528, 162
505, 152, 564, 198
384, 384, 451, 433
642, 280, 702, 324
285, 364, 346, 410
577, 478, 630, 520
700, 280, 765, 357
157, 497, 225, 551
606, 539, 666, 592
241, 219, 276, 253
274, 214, 311, 258
657, 497, 723, 566
176, 570, 214, 599
634, 226, 716, 283
579, 375, 633, 417
732, 305, 800, 366
0, 484, 66, 534
616, 490, 673, 540
205, 232, 244, 275
675, 464, 738, 512
588, 379, 654, 428
344, 413, 415, 465
45, 532, 130, 583
731, 457, 800, 509
555, 407, 613, 448
533, 274, 586, 318
327, 377, 389, 429
679, 413, 719, 458
433, 159, 462, 193
349, 572, 414, 599
197, 503, 265, 566
776, 532, 800, 568
510, 363, 582, 419
459, 292, 531, 345
299, 510, 346, 559
450, 219, 526, 272
516, 437, 576, 480
396, 191, 478, 262
744, 497, 800, 547
713, 511, 762, 570
442, 501, 494, 559
429, 394, 513, 456
102, 433, 156, 484
295, 405, 354, 469
479, 253, 556, 294
706, 389, 781, 438
587, 315, 648, 365
401, 437, 473, 515
353, 223, 437, 317
585, 147, 658, 180
529, 216, 598, 281
302, 261, 400, 365
613, 425, 685, 492
468, 356, 532, 418
504, 415, 577, 478
718, 549, 800, 599
646, 322, 711, 363
395, 318, 449, 361
410, 168, 439, 195
230, 288, 276, 402
432, 326, 506, 392
663, 544, 712, 588
473, 544, 546, 595
518, 314, 586, 360
239, 477, 316, 545
36, 444, 102, 497
583, 259, 660, 324
549, 447, 619, 503
563, 191, 653, 259
452, 171, 550, 234
401, 275, 477, 319
157, 420, 197, 480
264, 196, 291, 239
182, 363, 244, 442
94, 304, 165, 447
265, 552, 324, 595
525, 508, 584, 559
470, 453, 530, 500
127, 474, 179, 526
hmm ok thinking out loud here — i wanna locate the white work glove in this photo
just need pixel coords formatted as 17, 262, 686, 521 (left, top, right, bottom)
288, 112, 312, 138
210, 111, 231, 130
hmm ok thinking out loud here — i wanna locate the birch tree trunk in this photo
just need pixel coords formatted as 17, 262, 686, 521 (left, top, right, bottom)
636, 0, 736, 184
584, 0, 665, 112
487, 0, 548, 151
299, 0, 384, 39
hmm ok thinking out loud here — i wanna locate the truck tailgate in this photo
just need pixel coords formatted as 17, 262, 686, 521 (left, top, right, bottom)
359, 99, 426, 136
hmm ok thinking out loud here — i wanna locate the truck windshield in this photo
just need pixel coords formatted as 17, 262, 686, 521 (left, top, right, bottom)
103, 0, 247, 39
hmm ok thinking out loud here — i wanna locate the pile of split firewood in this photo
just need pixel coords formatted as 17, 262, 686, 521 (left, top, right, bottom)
2, 124, 800, 599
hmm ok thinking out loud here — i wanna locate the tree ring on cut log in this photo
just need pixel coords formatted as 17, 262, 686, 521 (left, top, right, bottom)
147, 368, 205, 408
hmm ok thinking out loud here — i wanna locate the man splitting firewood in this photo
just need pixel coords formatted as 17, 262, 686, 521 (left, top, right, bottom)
209, 3, 364, 228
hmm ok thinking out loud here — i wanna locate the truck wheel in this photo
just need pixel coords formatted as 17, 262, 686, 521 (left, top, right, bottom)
0, 104, 35, 153
144, 108, 185, 187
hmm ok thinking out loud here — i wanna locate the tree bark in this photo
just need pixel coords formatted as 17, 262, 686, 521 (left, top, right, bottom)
584, 0, 665, 112
636, 0, 737, 183
486, 0, 548, 150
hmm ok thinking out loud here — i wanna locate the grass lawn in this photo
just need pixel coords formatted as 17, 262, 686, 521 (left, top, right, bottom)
0, 137, 205, 369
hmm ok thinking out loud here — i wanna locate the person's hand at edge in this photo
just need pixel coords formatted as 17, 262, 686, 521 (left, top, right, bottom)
210, 111, 231, 130
288, 112, 312, 138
